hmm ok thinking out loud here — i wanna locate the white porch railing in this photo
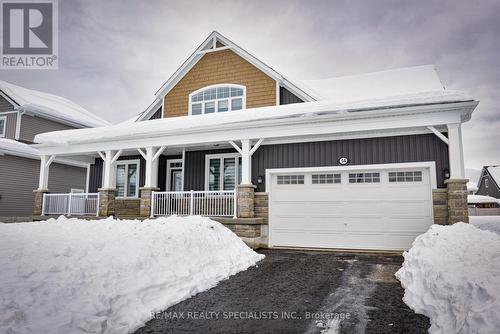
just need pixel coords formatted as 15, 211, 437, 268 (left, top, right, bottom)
151, 190, 237, 218
42, 193, 99, 216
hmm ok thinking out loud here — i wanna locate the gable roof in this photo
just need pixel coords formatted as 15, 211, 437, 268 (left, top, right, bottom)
0, 80, 110, 128
485, 166, 500, 189
137, 31, 316, 121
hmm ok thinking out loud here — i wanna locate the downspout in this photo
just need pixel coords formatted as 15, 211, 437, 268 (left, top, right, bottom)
15, 107, 25, 141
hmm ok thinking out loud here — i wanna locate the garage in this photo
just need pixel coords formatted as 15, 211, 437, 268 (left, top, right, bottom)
267, 163, 435, 250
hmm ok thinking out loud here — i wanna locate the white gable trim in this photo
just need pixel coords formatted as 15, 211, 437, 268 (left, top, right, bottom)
153, 31, 316, 104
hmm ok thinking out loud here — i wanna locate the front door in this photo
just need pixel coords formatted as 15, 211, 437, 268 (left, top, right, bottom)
171, 170, 182, 191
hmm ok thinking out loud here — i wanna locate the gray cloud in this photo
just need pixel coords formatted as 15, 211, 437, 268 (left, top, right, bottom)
1, 0, 499, 171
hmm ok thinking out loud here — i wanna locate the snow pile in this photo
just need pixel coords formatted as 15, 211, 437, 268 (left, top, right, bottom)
396, 223, 500, 334
0, 80, 110, 128
0, 216, 264, 334
0, 138, 39, 156
470, 216, 500, 234
467, 194, 500, 204
34, 90, 472, 146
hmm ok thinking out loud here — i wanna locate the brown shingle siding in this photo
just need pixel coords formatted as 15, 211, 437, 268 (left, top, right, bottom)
163, 49, 276, 117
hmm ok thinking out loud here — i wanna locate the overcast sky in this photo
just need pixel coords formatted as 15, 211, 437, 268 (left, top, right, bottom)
1, 0, 499, 173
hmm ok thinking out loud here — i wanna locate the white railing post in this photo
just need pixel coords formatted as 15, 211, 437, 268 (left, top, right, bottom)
150, 191, 156, 218
67, 193, 72, 216
233, 190, 237, 219
41, 193, 46, 216
96, 192, 100, 217
189, 190, 194, 215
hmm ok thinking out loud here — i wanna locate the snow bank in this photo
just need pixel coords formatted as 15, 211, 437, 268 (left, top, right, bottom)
0, 216, 264, 334
396, 223, 500, 334
470, 215, 500, 234
34, 90, 472, 146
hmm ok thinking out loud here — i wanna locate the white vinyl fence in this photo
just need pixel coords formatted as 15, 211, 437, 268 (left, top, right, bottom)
468, 207, 500, 216
42, 193, 99, 216
151, 190, 236, 218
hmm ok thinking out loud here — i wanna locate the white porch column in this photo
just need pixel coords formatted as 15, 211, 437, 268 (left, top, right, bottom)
102, 150, 122, 188
38, 155, 55, 190
241, 139, 252, 185
144, 147, 159, 188
447, 123, 465, 178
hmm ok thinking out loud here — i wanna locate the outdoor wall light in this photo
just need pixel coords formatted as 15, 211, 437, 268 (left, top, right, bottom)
257, 176, 263, 184
443, 168, 450, 180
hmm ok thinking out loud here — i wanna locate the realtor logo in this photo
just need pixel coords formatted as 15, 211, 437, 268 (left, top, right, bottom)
1, 0, 58, 69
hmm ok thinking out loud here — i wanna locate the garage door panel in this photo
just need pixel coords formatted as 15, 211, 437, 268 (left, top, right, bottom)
270, 167, 434, 250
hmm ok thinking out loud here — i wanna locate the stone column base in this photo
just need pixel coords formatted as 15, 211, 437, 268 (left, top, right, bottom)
33, 189, 49, 216
140, 187, 160, 217
98, 188, 116, 217
445, 178, 469, 224
237, 184, 256, 218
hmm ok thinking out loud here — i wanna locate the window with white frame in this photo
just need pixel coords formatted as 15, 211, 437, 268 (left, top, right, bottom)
312, 173, 341, 184
189, 85, 245, 115
277, 175, 305, 185
348, 172, 380, 184
388, 171, 422, 183
206, 153, 242, 191
116, 160, 140, 197
0, 116, 6, 137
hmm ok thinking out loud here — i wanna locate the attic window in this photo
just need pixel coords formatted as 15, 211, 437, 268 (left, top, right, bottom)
189, 84, 245, 115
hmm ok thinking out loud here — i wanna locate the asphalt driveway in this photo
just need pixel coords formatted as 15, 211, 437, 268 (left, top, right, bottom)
135, 249, 429, 334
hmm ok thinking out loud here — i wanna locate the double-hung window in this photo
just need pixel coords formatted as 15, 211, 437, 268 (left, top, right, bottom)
116, 160, 140, 197
189, 85, 245, 115
206, 153, 242, 191
0, 116, 6, 137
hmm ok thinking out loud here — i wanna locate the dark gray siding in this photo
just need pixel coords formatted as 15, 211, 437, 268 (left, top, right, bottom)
184, 148, 236, 191
148, 107, 162, 120
252, 134, 449, 191
0, 112, 17, 139
0, 155, 86, 216
87, 154, 181, 193
181, 134, 449, 192
476, 169, 500, 199
0, 95, 15, 111
20, 114, 75, 143
0, 95, 17, 139
280, 87, 303, 105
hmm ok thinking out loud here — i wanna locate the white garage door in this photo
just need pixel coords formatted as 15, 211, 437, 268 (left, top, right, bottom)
269, 166, 433, 250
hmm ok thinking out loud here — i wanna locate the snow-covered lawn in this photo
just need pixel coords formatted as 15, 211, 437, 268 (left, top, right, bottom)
470, 215, 500, 234
396, 223, 500, 334
0, 216, 264, 334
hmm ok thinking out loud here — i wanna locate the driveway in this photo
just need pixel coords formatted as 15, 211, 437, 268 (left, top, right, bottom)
135, 249, 429, 334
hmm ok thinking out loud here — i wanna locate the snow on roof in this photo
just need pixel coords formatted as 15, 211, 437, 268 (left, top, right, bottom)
0, 138, 38, 157
35, 90, 473, 146
0, 80, 110, 128
299, 65, 445, 103
467, 181, 478, 192
468, 194, 500, 204
486, 166, 500, 187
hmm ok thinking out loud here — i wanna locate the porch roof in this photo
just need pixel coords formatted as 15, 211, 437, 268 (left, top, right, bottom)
33, 90, 477, 156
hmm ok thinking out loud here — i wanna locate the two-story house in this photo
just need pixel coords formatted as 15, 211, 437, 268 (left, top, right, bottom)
32, 32, 478, 250
0, 80, 110, 222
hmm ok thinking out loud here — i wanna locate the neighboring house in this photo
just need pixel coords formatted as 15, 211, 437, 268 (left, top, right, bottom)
0, 80, 110, 221
476, 166, 500, 199
467, 195, 500, 208
32, 31, 478, 250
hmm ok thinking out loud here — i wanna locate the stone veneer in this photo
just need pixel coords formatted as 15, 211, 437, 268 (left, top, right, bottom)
254, 192, 269, 225
445, 178, 469, 224
139, 187, 159, 217
115, 198, 141, 217
237, 184, 256, 218
432, 189, 448, 225
98, 188, 115, 217
33, 189, 48, 216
